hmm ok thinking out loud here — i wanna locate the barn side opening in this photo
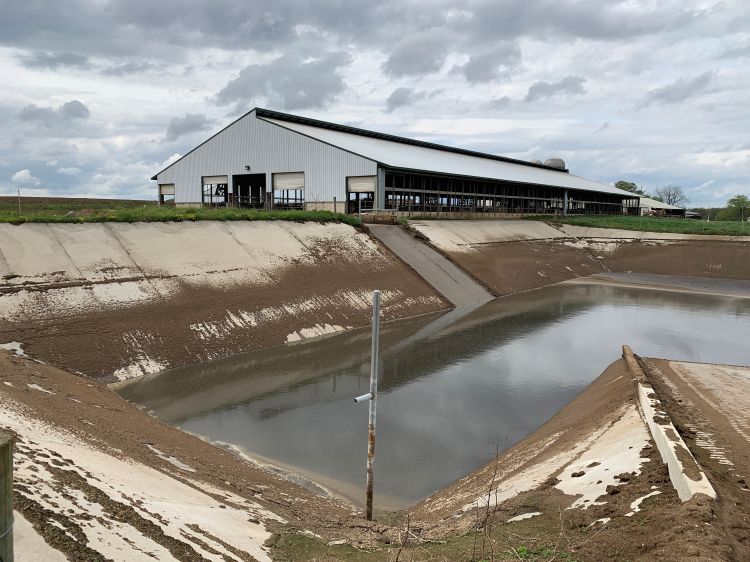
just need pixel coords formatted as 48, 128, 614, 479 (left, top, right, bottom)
272, 172, 305, 210
158, 184, 175, 206
231, 173, 266, 208
346, 176, 376, 214
382, 170, 639, 215
202, 176, 228, 207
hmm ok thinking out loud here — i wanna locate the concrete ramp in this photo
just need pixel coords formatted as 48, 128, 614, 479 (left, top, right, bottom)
368, 225, 493, 307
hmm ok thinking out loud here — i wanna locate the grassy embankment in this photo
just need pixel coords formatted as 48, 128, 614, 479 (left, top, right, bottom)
532, 214, 750, 236
0, 196, 361, 226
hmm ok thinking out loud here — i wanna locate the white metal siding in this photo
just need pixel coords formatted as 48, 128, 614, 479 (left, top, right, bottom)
272, 172, 304, 190
155, 111, 376, 204
202, 175, 228, 184
347, 176, 376, 193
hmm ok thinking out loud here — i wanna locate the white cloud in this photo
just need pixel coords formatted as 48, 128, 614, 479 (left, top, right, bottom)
11, 169, 41, 185
57, 166, 81, 175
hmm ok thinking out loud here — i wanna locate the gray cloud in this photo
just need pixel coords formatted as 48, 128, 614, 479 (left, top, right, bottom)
165, 113, 211, 142
638, 71, 716, 108
525, 76, 586, 102
720, 44, 750, 59
485, 96, 511, 110
18, 105, 58, 123
102, 60, 157, 76
456, 0, 699, 43
386, 88, 426, 112
454, 42, 521, 83
18, 100, 91, 127
18, 50, 89, 69
383, 28, 451, 77
0, 0, 703, 63
60, 100, 90, 119
215, 51, 350, 111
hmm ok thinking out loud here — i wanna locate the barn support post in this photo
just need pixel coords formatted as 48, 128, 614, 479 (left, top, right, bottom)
563, 189, 569, 216
376, 168, 386, 210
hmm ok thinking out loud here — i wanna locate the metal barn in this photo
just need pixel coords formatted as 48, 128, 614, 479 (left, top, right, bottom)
152, 108, 640, 215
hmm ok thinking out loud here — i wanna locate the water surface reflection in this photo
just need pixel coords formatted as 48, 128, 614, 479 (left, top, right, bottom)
117, 282, 750, 509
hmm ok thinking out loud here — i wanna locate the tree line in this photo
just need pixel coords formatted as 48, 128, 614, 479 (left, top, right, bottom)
615, 180, 749, 221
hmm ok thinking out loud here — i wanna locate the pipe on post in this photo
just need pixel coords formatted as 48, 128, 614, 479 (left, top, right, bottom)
365, 290, 380, 520
0, 431, 13, 562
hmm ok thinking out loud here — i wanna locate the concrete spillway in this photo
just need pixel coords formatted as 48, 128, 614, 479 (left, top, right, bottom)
367, 224, 493, 307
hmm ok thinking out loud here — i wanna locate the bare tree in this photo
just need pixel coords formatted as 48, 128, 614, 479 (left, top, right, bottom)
654, 185, 688, 207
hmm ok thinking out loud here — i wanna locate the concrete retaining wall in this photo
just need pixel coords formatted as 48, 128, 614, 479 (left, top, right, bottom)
622, 346, 716, 502
0, 221, 446, 380
636, 382, 716, 501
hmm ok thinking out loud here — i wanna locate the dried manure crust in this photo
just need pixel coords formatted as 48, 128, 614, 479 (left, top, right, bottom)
0, 221, 447, 381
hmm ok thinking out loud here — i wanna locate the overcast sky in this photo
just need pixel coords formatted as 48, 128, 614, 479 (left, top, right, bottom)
0, 0, 748, 206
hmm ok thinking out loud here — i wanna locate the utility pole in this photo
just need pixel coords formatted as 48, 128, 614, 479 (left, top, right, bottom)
353, 290, 381, 521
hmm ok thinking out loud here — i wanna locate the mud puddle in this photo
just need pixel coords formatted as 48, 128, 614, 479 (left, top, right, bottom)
116, 280, 750, 511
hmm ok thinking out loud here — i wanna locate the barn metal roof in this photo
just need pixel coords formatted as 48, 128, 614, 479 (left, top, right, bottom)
257, 109, 634, 198
638, 196, 684, 210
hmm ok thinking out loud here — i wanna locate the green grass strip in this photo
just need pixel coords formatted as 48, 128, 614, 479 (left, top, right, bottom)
0, 201, 361, 227
528, 214, 750, 236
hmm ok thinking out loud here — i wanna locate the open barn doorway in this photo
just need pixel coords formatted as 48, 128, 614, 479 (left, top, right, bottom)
231, 173, 266, 208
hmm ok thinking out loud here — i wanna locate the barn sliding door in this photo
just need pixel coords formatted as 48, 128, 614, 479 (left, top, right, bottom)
272, 172, 304, 209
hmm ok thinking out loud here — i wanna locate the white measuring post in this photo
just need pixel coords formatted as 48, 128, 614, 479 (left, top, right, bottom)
353, 289, 380, 520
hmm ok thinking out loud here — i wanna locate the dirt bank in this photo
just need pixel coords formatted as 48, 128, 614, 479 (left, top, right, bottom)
410, 220, 750, 296
0, 221, 446, 381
